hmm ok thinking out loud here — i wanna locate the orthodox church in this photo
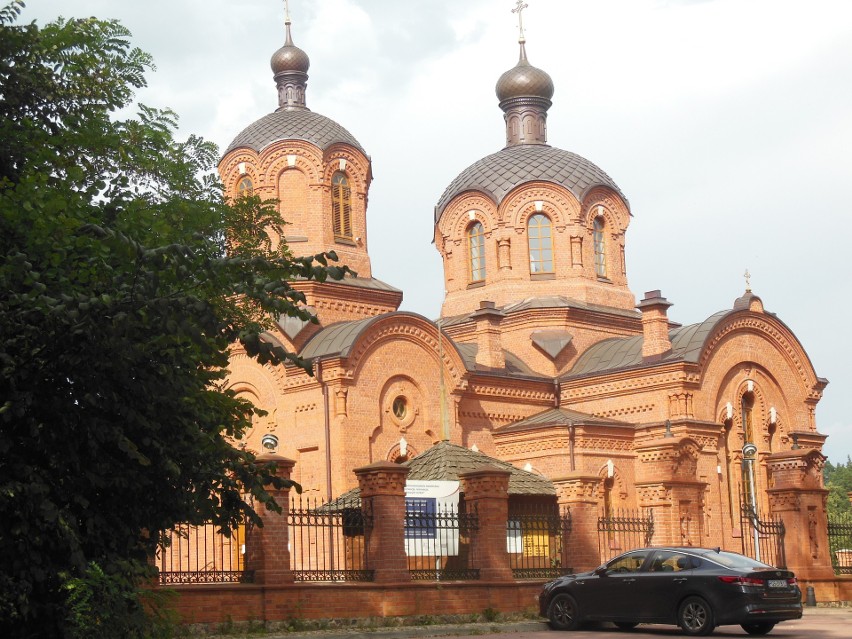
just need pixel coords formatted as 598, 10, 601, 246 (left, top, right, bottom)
218, 5, 829, 570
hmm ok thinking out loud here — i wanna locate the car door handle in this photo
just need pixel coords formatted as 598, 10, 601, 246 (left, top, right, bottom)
621, 578, 637, 583
673, 578, 687, 583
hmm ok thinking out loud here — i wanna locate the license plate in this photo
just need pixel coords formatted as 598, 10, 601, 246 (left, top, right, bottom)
768, 579, 786, 588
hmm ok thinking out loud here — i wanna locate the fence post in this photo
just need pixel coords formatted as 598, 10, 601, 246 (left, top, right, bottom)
765, 449, 833, 579
355, 461, 411, 583
245, 452, 296, 585
553, 472, 602, 572
459, 464, 513, 582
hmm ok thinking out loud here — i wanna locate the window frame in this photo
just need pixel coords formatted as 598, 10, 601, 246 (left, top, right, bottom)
331, 171, 353, 241
593, 215, 607, 278
467, 221, 486, 282
527, 213, 554, 274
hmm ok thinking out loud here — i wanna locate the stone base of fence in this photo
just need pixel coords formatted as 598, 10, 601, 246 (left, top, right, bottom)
161, 581, 544, 626
797, 576, 852, 604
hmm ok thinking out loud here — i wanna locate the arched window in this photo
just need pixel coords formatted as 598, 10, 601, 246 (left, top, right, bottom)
593, 216, 606, 278
237, 176, 253, 197
331, 171, 352, 239
467, 221, 485, 282
528, 213, 553, 273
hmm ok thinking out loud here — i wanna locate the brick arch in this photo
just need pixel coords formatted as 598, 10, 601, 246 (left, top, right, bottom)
322, 147, 371, 195
220, 150, 261, 198
345, 314, 469, 391
500, 181, 578, 228
386, 440, 419, 463
581, 187, 630, 230
596, 462, 629, 505
440, 193, 499, 242
261, 143, 324, 186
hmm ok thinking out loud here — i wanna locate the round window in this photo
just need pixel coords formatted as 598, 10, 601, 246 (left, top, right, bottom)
392, 396, 407, 420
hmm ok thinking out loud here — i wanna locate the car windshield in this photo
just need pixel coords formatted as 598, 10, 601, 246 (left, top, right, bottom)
701, 550, 772, 570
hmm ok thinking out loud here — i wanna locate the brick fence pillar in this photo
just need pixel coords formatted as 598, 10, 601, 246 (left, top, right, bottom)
766, 449, 834, 579
554, 472, 602, 572
245, 452, 295, 585
459, 465, 513, 582
355, 461, 411, 583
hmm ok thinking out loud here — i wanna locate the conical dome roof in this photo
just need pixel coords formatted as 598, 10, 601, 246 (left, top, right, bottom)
495, 42, 554, 103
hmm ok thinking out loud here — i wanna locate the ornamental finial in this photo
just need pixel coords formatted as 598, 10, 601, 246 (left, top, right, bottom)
744, 268, 751, 292
512, 0, 529, 43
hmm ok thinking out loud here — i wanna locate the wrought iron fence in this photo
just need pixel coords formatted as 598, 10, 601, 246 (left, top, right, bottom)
405, 500, 479, 580
508, 502, 572, 579
288, 495, 373, 582
739, 504, 786, 568
597, 508, 654, 563
156, 522, 251, 584
828, 511, 852, 575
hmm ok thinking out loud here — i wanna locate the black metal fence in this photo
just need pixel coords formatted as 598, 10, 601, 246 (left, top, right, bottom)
508, 502, 572, 578
828, 511, 852, 575
288, 495, 373, 582
597, 509, 654, 563
405, 500, 479, 580
739, 504, 786, 568
156, 523, 251, 584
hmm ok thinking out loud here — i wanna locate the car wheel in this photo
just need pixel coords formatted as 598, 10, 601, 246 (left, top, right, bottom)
678, 596, 714, 636
547, 593, 581, 630
614, 622, 638, 630
740, 622, 776, 635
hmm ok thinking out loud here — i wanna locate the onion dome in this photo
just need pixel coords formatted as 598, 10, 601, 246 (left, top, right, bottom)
495, 42, 554, 103
270, 14, 309, 110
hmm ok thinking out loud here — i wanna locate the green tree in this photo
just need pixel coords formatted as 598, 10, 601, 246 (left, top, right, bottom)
0, 3, 349, 636
824, 458, 852, 518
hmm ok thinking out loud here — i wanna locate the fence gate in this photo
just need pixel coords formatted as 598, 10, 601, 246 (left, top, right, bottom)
828, 512, 852, 575
739, 504, 786, 568
508, 503, 572, 578
405, 501, 479, 581
597, 509, 654, 564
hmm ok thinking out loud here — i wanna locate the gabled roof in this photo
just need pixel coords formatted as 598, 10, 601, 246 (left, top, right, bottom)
566, 310, 731, 378
495, 407, 632, 434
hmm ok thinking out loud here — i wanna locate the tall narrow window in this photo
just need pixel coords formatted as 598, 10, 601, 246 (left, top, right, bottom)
331, 171, 352, 239
237, 176, 253, 197
467, 222, 485, 282
593, 216, 606, 278
528, 214, 553, 273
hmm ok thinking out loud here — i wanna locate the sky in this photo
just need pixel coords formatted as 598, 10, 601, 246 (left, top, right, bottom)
25, 0, 852, 463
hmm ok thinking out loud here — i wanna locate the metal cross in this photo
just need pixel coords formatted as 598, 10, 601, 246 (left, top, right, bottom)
744, 268, 751, 292
284, 0, 291, 23
512, 0, 529, 42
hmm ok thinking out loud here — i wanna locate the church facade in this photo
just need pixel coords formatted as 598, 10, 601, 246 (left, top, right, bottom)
218, 7, 831, 577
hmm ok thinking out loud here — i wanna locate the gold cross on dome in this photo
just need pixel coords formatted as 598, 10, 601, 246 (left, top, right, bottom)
512, 0, 529, 42
744, 268, 751, 292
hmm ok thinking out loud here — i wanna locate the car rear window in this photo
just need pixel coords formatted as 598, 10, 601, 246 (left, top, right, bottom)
702, 550, 772, 570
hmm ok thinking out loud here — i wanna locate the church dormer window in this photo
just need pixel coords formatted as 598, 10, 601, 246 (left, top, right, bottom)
528, 213, 553, 274
237, 176, 253, 197
331, 171, 352, 240
467, 221, 485, 282
594, 215, 607, 278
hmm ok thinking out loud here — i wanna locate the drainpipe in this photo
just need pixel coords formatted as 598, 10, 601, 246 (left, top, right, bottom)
568, 420, 576, 472
316, 358, 333, 503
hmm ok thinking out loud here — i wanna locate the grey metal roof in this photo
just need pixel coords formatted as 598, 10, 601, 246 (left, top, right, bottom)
453, 342, 544, 377
325, 441, 555, 507
495, 407, 632, 434
435, 145, 628, 222
567, 310, 731, 378
225, 109, 365, 154
299, 316, 376, 360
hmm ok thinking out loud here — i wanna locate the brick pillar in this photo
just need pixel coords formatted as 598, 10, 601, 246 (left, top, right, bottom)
471, 301, 506, 370
355, 461, 410, 583
459, 464, 513, 581
553, 472, 602, 571
766, 449, 833, 579
245, 452, 296, 585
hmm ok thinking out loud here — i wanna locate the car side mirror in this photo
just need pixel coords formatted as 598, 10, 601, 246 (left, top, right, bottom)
594, 566, 607, 576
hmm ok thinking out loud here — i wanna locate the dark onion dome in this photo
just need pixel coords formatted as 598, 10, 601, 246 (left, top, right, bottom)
270, 19, 310, 75
225, 109, 365, 155
495, 42, 554, 103
434, 145, 628, 223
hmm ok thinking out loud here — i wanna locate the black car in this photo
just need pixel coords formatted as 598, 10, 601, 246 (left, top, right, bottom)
539, 547, 802, 636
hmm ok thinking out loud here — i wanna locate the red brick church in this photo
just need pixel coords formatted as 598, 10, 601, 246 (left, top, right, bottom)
217, 5, 832, 581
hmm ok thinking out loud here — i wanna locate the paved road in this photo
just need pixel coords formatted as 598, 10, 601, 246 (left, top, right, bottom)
220, 608, 852, 639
